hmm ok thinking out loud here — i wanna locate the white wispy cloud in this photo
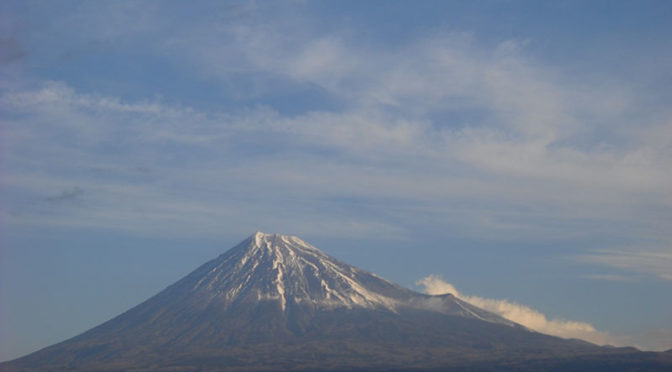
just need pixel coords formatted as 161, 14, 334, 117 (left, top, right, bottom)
581, 274, 635, 282
416, 275, 613, 345
2, 0, 671, 251
3, 74, 670, 244
416, 275, 672, 351
576, 250, 672, 281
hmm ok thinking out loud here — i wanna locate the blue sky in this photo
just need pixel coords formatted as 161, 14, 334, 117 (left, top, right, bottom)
1, 0, 672, 361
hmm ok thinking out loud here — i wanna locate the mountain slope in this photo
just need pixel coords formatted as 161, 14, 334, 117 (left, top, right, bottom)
1, 232, 670, 371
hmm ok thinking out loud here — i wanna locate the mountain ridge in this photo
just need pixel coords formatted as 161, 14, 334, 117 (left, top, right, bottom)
1, 231, 670, 371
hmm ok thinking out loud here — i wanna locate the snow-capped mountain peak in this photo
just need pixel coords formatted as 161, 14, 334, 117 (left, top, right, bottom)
182, 232, 404, 312
250, 231, 322, 254
145, 231, 518, 331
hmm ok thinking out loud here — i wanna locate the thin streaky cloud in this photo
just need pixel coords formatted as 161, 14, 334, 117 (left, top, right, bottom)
45, 187, 85, 203
581, 274, 636, 282
1, 76, 671, 248
576, 250, 672, 282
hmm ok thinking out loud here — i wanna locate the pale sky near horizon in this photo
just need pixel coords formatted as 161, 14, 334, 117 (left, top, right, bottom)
1, 0, 672, 362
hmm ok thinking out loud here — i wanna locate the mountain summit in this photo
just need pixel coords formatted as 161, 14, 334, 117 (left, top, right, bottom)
180, 232, 512, 322
187, 231, 407, 312
2, 232, 670, 371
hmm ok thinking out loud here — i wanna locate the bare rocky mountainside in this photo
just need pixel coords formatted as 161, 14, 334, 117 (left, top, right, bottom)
2, 232, 671, 371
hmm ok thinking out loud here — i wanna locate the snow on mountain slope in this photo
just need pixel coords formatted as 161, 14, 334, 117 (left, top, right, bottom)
178, 232, 407, 310
166, 231, 517, 327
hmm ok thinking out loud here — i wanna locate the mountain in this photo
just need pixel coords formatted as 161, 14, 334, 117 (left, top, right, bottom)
2, 232, 670, 371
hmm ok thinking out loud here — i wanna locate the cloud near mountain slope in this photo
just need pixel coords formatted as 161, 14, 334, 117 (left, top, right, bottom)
417, 275, 614, 345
